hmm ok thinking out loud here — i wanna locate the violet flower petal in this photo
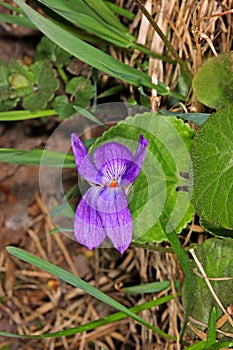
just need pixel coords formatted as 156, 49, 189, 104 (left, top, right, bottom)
74, 186, 107, 250
71, 133, 102, 185
121, 135, 148, 186
74, 186, 132, 253
93, 142, 133, 185
101, 187, 133, 254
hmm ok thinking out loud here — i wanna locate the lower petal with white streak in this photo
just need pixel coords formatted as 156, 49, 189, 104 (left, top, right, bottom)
74, 186, 133, 253
74, 187, 107, 250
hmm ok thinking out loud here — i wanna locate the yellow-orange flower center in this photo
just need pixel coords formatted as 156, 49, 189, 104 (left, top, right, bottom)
110, 179, 117, 188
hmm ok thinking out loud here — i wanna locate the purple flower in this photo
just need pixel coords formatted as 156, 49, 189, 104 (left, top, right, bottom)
71, 133, 148, 253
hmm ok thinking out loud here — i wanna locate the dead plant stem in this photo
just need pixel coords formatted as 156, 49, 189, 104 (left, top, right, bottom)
134, 0, 193, 81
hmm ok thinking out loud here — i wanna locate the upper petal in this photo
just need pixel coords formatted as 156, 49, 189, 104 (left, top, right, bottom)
71, 133, 101, 185
121, 135, 148, 185
93, 142, 134, 185
74, 187, 107, 250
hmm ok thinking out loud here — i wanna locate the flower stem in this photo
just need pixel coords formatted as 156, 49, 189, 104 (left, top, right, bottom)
160, 215, 195, 341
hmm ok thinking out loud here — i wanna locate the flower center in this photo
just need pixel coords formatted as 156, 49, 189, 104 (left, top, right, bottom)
110, 179, 117, 188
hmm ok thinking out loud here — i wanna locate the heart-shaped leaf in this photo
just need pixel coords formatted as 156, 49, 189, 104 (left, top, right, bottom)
92, 112, 195, 243
192, 53, 233, 109
190, 106, 233, 230
182, 238, 233, 335
200, 218, 233, 239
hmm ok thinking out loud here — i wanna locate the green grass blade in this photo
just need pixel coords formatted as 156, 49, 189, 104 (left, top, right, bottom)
0, 109, 55, 121
158, 110, 210, 126
206, 307, 217, 348
160, 215, 195, 338
13, 0, 165, 91
0, 13, 36, 29
0, 1, 24, 13
38, 0, 174, 64
0, 149, 75, 167
38, 0, 174, 63
104, 1, 135, 20
98, 85, 126, 99
6, 247, 176, 340
184, 341, 206, 350
206, 342, 233, 350
123, 280, 180, 294
50, 227, 73, 235
36, 0, 131, 46
73, 106, 106, 127
36, 0, 100, 20
132, 42, 175, 64
85, 0, 127, 32
37, 0, 131, 47
0, 293, 175, 338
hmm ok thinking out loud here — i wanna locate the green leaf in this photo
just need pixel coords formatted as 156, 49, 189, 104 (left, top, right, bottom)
0, 109, 55, 121
85, 0, 128, 32
0, 290, 174, 339
206, 342, 233, 350
0, 1, 36, 29
0, 60, 32, 111
0, 60, 9, 94
0, 1, 24, 13
182, 238, 233, 335
98, 85, 126, 99
8, 60, 35, 97
13, 0, 169, 93
0, 13, 36, 29
66, 77, 94, 108
53, 95, 75, 119
0, 99, 18, 111
0, 149, 75, 167
73, 106, 106, 127
190, 106, 233, 230
206, 307, 217, 348
159, 110, 210, 126
0, 61, 16, 111
200, 218, 233, 239
91, 112, 195, 243
36, 0, 131, 47
123, 280, 180, 294
159, 215, 195, 331
54, 77, 94, 119
185, 342, 233, 350
183, 341, 206, 350
104, 1, 135, 20
51, 202, 75, 219
35, 36, 71, 66
36, 0, 174, 65
22, 60, 59, 111
9, 72, 32, 90
0, 59, 59, 112
138, 86, 151, 108
6, 246, 175, 340
193, 53, 233, 108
